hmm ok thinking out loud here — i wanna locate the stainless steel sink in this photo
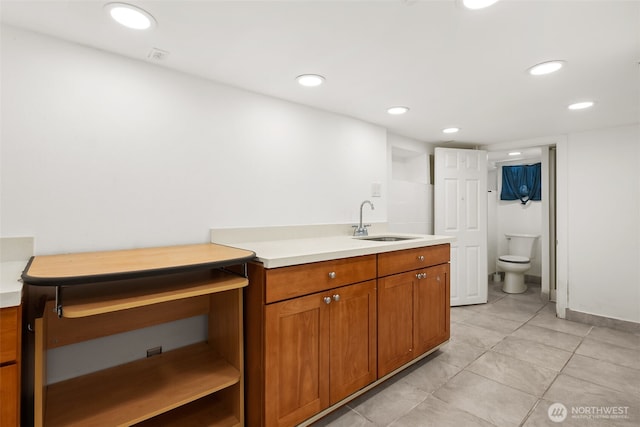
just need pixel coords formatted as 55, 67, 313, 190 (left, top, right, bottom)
356, 236, 417, 242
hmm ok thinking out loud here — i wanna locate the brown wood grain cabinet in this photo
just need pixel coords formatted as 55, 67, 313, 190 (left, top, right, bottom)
414, 263, 449, 355
264, 281, 377, 427
247, 256, 377, 427
0, 304, 21, 427
265, 288, 330, 427
327, 280, 377, 404
378, 246, 450, 377
246, 244, 450, 427
377, 272, 415, 376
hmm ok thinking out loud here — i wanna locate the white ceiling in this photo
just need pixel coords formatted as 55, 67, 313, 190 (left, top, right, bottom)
1, 0, 639, 145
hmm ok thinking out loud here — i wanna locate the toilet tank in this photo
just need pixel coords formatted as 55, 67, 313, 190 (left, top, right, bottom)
505, 233, 540, 259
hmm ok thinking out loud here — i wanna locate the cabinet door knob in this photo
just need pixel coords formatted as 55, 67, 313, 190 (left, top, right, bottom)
415, 272, 426, 280
417, 255, 425, 262
328, 271, 336, 279
323, 296, 332, 304
332, 294, 340, 302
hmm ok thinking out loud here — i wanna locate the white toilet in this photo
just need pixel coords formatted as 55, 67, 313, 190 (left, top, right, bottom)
497, 233, 539, 294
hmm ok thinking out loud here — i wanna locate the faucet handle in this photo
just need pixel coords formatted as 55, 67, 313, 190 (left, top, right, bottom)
352, 225, 370, 237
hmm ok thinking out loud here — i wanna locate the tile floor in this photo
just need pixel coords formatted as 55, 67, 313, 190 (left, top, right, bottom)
312, 280, 640, 426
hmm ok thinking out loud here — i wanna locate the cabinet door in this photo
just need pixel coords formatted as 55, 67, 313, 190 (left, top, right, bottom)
329, 280, 377, 404
414, 264, 450, 355
265, 292, 330, 427
377, 272, 415, 378
0, 364, 18, 427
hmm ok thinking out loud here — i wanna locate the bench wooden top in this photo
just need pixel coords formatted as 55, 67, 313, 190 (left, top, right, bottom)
22, 243, 255, 286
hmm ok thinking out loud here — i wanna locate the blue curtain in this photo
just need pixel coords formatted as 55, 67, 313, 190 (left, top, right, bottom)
501, 163, 541, 205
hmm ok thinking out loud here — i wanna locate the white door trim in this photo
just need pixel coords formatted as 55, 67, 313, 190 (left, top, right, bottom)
481, 135, 568, 318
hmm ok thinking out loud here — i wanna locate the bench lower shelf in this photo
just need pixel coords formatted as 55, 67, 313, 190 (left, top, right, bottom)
137, 391, 241, 427
43, 342, 239, 426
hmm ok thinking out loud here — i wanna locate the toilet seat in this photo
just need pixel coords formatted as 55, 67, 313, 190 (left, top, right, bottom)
498, 255, 529, 264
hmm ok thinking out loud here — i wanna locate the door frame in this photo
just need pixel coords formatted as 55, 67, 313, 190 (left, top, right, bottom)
481, 136, 567, 318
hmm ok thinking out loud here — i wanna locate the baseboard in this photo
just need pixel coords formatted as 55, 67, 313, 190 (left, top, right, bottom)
566, 309, 640, 334
488, 273, 541, 285
524, 274, 541, 285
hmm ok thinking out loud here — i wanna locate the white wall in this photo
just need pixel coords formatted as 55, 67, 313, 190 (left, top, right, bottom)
1, 25, 391, 390
567, 124, 640, 323
495, 166, 543, 277
387, 134, 433, 234
0, 26, 388, 255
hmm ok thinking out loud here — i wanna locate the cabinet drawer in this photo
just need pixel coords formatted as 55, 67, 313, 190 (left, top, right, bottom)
265, 255, 376, 303
0, 306, 19, 364
378, 244, 450, 277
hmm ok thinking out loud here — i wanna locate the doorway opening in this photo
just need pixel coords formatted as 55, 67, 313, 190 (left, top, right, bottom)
487, 145, 557, 302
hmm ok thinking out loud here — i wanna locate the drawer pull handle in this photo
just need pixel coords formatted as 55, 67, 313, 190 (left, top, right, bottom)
332, 294, 340, 302
417, 255, 425, 262
415, 273, 426, 280
328, 271, 336, 279
323, 296, 332, 305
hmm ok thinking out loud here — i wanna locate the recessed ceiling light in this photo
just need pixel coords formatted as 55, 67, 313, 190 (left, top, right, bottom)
387, 106, 410, 115
442, 127, 460, 134
508, 151, 522, 156
105, 3, 156, 30
568, 101, 595, 110
296, 74, 325, 87
463, 0, 500, 10
528, 60, 565, 76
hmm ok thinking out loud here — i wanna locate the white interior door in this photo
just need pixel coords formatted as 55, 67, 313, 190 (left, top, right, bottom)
435, 147, 488, 306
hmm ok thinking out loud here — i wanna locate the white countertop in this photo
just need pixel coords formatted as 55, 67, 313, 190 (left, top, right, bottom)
0, 260, 28, 308
214, 233, 454, 268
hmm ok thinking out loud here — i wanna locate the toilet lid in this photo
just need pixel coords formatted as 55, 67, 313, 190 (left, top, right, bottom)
499, 255, 530, 264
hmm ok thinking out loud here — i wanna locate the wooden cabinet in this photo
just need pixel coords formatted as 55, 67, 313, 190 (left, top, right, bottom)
414, 263, 449, 355
263, 279, 377, 426
246, 256, 377, 427
328, 280, 376, 404
264, 288, 330, 427
377, 244, 450, 277
377, 272, 415, 377
377, 245, 450, 377
0, 305, 21, 427
264, 255, 376, 304
245, 244, 449, 427
23, 244, 254, 427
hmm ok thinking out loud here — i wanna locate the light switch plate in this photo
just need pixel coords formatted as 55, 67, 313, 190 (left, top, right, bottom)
372, 183, 381, 197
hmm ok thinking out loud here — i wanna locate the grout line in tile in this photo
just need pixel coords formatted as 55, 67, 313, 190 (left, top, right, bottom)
319, 280, 637, 426
461, 353, 549, 398
559, 371, 636, 397
526, 315, 594, 338
568, 349, 640, 373
519, 398, 543, 427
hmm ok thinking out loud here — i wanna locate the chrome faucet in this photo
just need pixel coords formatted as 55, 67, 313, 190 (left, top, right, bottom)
353, 200, 374, 236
